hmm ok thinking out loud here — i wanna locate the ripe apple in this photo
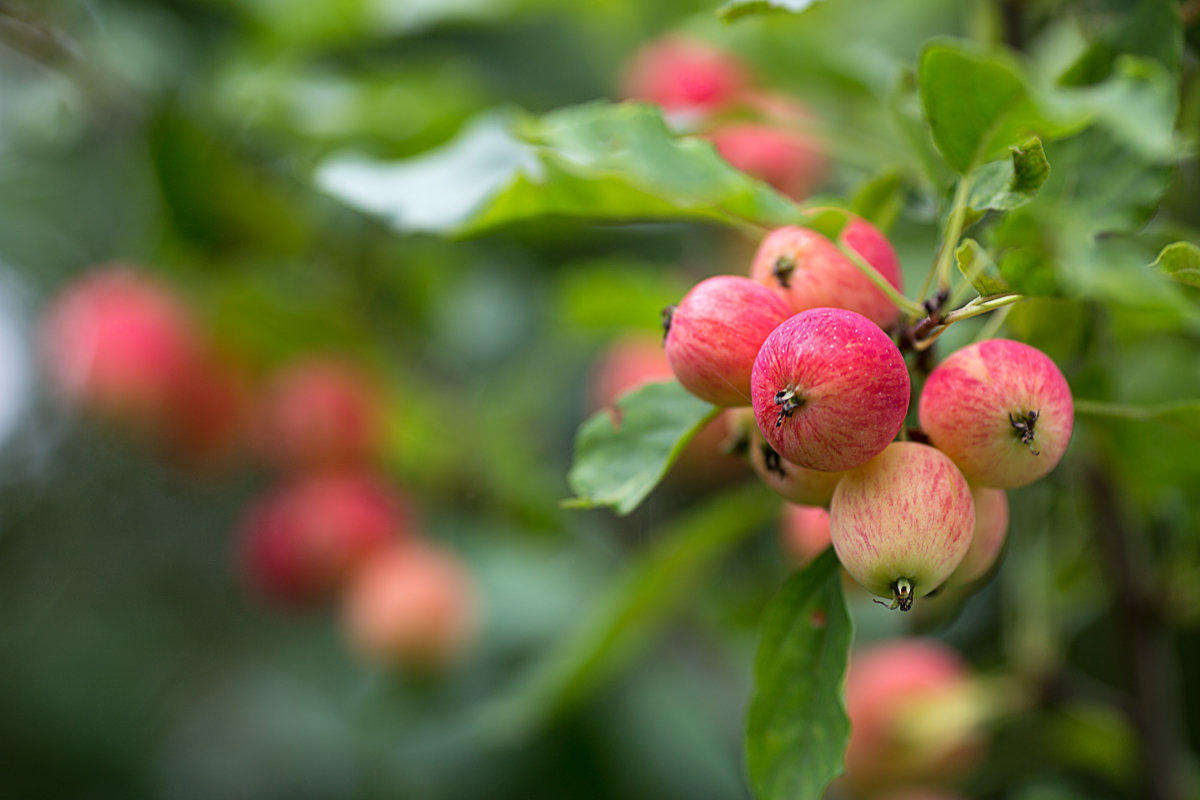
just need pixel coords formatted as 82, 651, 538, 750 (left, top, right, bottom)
749, 436, 844, 506
238, 472, 409, 607
39, 265, 201, 428
945, 485, 1009, 588
778, 503, 832, 566
619, 36, 749, 119
709, 123, 827, 201
253, 357, 385, 473
830, 442, 974, 610
664, 275, 792, 407
343, 541, 477, 669
918, 338, 1074, 489
750, 307, 909, 471
748, 219, 904, 330
843, 638, 985, 792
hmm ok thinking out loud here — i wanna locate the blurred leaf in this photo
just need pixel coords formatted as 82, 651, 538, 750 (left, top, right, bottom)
565, 381, 718, 516
1076, 398, 1200, 443
1149, 241, 1200, 288
745, 548, 851, 800
850, 169, 905, 231
989, 208, 1061, 296
966, 137, 1050, 220
316, 102, 807, 236
1059, 0, 1183, 85
717, 0, 825, 23
479, 481, 777, 737
956, 238, 1011, 296
552, 259, 691, 336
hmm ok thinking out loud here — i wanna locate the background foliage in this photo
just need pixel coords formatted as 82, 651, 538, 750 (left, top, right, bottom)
1, 1, 1199, 798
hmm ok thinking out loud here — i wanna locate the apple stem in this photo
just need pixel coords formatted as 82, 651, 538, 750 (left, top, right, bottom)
773, 387, 804, 427
1009, 410, 1041, 455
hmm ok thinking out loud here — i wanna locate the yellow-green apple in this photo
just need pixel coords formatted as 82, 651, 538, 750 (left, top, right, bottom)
945, 486, 1009, 588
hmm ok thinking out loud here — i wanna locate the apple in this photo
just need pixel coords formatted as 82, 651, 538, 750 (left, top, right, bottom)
843, 638, 985, 792
748, 219, 904, 330
830, 442, 974, 610
709, 122, 827, 201
238, 472, 409, 607
343, 541, 477, 669
749, 436, 844, 506
253, 357, 385, 473
619, 36, 749, 119
664, 275, 792, 407
779, 503, 832, 566
945, 485, 1009, 588
918, 338, 1074, 489
750, 307, 909, 471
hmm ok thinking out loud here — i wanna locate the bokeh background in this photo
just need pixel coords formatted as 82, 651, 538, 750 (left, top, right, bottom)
2, 1, 1200, 799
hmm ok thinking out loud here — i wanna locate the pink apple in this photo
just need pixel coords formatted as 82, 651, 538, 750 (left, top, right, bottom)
945, 485, 1009, 588
844, 638, 984, 792
709, 122, 827, 201
164, 350, 249, 467
253, 357, 385, 473
778, 503, 832, 566
39, 265, 201, 428
918, 338, 1074, 489
750, 307, 909, 471
750, 437, 844, 506
830, 442, 974, 610
238, 472, 410, 607
619, 36, 750, 116
748, 219, 904, 330
664, 275, 792, 407
343, 541, 477, 669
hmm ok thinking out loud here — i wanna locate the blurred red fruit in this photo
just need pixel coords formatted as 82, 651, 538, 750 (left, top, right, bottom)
239, 473, 409, 607
40, 266, 201, 429
164, 351, 249, 466
620, 36, 750, 116
253, 358, 385, 473
343, 542, 477, 669
779, 504, 832, 566
709, 123, 827, 201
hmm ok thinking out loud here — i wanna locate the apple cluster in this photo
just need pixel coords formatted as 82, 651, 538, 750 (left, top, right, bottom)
620, 36, 827, 201
662, 218, 1074, 611
39, 265, 478, 670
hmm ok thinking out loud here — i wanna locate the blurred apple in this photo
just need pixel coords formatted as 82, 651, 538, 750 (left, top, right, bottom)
778, 503, 832, 567
619, 36, 750, 122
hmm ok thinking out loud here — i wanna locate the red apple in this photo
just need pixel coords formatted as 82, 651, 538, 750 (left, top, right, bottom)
750, 437, 844, 506
830, 442, 974, 610
619, 36, 750, 117
918, 338, 1074, 489
253, 357, 385, 473
748, 220, 904, 330
750, 307, 909, 471
238, 472, 409, 607
945, 485, 1009, 588
343, 541, 477, 669
844, 639, 984, 792
709, 123, 827, 201
664, 275, 792, 407
779, 503, 832, 566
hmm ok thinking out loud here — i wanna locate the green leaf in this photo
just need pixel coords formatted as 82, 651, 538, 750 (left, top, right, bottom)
478, 481, 778, 737
565, 380, 719, 516
966, 137, 1050, 219
956, 238, 1011, 296
746, 548, 852, 800
316, 102, 804, 236
850, 169, 905, 232
1148, 242, 1200, 289
1076, 399, 1200, 443
718, 0, 825, 23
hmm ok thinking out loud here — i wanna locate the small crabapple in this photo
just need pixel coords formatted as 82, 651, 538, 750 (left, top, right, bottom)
663, 275, 792, 407
830, 442, 974, 611
918, 338, 1074, 489
709, 123, 827, 201
945, 485, 1009, 588
619, 36, 749, 118
750, 307, 909, 472
778, 503, 832, 567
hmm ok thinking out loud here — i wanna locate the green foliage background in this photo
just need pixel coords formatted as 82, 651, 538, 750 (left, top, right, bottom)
1, 0, 1200, 798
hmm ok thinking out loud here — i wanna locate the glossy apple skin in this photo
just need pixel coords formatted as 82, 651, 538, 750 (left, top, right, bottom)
844, 639, 983, 792
239, 473, 408, 607
945, 486, 1009, 588
918, 338, 1074, 489
343, 542, 477, 669
779, 503, 832, 566
750, 307, 909, 471
830, 442, 974, 604
709, 123, 827, 201
748, 218, 904, 330
40, 266, 200, 426
665, 275, 792, 407
619, 36, 749, 115
253, 358, 384, 473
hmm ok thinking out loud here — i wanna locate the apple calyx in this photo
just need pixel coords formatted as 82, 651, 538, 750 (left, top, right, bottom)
772, 255, 795, 288
773, 386, 805, 426
872, 577, 916, 612
1009, 410, 1041, 455
660, 305, 676, 341
760, 442, 786, 478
